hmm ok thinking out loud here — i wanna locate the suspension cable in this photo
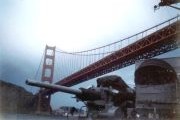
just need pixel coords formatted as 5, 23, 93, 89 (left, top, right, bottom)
56, 15, 179, 56
34, 51, 45, 80
55, 49, 115, 56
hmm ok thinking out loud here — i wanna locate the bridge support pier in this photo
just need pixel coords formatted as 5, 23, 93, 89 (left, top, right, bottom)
36, 91, 52, 114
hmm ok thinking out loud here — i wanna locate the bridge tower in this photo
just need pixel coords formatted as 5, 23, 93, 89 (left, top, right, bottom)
37, 45, 56, 114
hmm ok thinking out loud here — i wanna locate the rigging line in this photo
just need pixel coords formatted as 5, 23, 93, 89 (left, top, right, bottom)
34, 51, 45, 80
169, 5, 180, 10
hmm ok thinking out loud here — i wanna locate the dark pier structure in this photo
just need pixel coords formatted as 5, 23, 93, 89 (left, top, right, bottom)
134, 57, 180, 119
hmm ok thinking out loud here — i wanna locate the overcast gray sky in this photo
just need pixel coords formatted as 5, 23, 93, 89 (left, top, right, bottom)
0, 0, 180, 109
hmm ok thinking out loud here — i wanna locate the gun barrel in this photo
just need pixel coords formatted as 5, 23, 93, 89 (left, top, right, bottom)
26, 79, 82, 95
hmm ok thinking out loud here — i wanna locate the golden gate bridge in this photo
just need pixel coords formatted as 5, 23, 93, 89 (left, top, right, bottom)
32, 15, 180, 113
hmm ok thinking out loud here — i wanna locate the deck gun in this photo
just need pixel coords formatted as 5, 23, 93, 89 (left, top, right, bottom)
26, 75, 135, 118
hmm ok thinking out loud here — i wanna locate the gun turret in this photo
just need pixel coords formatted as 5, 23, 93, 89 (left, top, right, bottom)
26, 75, 135, 118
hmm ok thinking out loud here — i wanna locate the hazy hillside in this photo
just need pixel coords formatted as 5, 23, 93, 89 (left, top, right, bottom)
0, 80, 38, 113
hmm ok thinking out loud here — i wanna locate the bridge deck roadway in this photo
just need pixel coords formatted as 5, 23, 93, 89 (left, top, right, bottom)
44, 16, 180, 95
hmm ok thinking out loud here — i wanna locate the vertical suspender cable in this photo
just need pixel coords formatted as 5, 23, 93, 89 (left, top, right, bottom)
34, 51, 45, 81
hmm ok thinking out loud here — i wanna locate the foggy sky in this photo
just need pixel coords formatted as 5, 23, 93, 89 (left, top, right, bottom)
0, 0, 180, 109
